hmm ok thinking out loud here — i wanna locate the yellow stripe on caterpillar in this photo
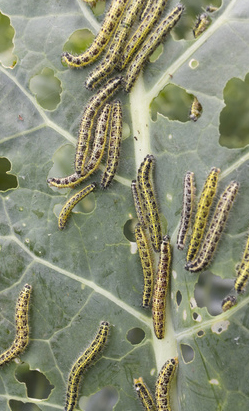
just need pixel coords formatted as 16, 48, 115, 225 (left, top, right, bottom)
64, 321, 110, 411
177, 171, 196, 250
58, 183, 97, 229
131, 179, 147, 227
186, 180, 239, 272
61, 0, 129, 68
222, 295, 237, 312
186, 167, 220, 262
101, 100, 122, 188
235, 230, 249, 293
155, 357, 178, 411
124, 4, 184, 93
118, 0, 169, 71
75, 76, 122, 175
85, 0, 145, 90
193, 13, 210, 38
134, 377, 157, 411
137, 154, 162, 252
135, 223, 154, 308
152, 235, 171, 339
0, 284, 32, 367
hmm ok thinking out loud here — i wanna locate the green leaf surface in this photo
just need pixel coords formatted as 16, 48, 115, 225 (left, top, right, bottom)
0, 0, 249, 410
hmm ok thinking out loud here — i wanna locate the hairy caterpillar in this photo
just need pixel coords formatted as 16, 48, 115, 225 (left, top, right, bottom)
137, 154, 162, 253
189, 97, 202, 122
118, 0, 169, 71
155, 357, 178, 411
58, 182, 97, 229
222, 295, 237, 312
48, 104, 111, 189
100, 100, 122, 188
124, 4, 184, 93
177, 171, 196, 250
64, 321, 110, 411
75, 76, 122, 175
0, 284, 32, 366
131, 179, 147, 227
85, 0, 145, 90
61, 0, 128, 68
152, 235, 171, 339
140, 0, 154, 20
193, 13, 210, 38
234, 231, 249, 293
84, 103, 111, 174
135, 223, 154, 308
134, 377, 156, 411
186, 167, 220, 262
186, 180, 239, 272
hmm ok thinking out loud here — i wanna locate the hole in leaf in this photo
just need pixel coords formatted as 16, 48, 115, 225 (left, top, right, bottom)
15, 363, 54, 400
149, 44, 163, 63
123, 218, 137, 242
180, 343, 194, 364
0, 157, 18, 191
29, 68, 62, 110
62, 29, 94, 56
9, 400, 41, 411
126, 327, 145, 345
47, 144, 75, 189
189, 59, 199, 69
80, 386, 118, 411
176, 290, 182, 306
197, 330, 205, 337
219, 75, 249, 148
91, 1, 106, 16
194, 272, 234, 316
0, 11, 17, 68
151, 84, 193, 122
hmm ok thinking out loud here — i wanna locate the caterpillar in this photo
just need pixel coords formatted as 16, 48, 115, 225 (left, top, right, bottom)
61, 0, 128, 68
124, 4, 184, 93
100, 100, 122, 188
85, 0, 145, 90
58, 182, 97, 230
186, 180, 239, 272
64, 321, 110, 411
234, 231, 249, 294
140, 0, 154, 21
135, 223, 154, 308
48, 104, 111, 189
155, 357, 178, 411
137, 154, 162, 253
75, 76, 122, 175
0, 284, 32, 366
152, 235, 171, 340
206, 6, 218, 12
222, 295, 237, 312
177, 171, 196, 250
131, 179, 147, 227
193, 13, 210, 38
189, 97, 202, 122
117, 0, 169, 71
134, 377, 157, 411
84, 103, 111, 174
186, 167, 220, 262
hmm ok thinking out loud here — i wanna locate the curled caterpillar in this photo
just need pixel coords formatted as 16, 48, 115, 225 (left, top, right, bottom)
58, 183, 97, 229
0, 284, 32, 366
61, 0, 128, 67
